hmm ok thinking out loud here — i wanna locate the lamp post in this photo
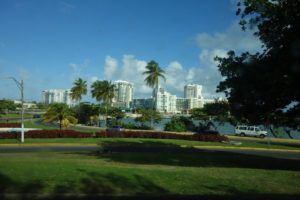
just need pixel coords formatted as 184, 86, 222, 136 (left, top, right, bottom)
6, 77, 25, 143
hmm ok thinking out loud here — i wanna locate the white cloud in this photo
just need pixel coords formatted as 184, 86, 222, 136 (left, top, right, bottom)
98, 53, 227, 99
196, 21, 262, 53
163, 61, 186, 94
69, 59, 89, 80
101, 55, 151, 98
104, 56, 118, 79
192, 21, 263, 98
93, 21, 261, 99
90, 76, 98, 83
199, 49, 227, 69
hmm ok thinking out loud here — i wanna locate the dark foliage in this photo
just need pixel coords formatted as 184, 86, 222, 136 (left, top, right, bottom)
215, 0, 300, 130
0, 99, 17, 114
121, 122, 152, 130
164, 116, 195, 132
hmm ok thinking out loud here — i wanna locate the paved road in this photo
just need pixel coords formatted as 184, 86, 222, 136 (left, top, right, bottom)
1, 145, 300, 160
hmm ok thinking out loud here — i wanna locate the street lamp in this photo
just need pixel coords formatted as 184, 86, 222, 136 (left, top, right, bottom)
6, 77, 25, 143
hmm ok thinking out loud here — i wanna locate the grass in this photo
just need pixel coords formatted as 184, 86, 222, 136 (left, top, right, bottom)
23, 119, 56, 130
0, 113, 33, 118
0, 139, 300, 199
1, 137, 300, 151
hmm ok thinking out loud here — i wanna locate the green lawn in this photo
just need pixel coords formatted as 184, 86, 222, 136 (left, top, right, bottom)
0, 113, 33, 118
0, 139, 300, 199
1, 137, 300, 151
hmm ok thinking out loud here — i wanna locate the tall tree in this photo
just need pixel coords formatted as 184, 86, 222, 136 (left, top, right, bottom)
70, 78, 87, 124
135, 108, 162, 128
0, 99, 16, 114
143, 60, 166, 95
143, 60, 166, 128
215, 0, 300, 134
43, 103, 77, 130
70, 78, 87, 103
91, 80, 115, 127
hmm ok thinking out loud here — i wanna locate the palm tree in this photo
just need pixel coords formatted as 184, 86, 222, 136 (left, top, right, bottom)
43, 103, 77, 130
91, 80, 115, 127
143, 60, 166, 93
70, 78, 87, 123
143, 60, 166, 128
70, 78, 87, 103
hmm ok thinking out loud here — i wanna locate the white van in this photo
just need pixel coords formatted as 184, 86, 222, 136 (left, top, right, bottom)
235, 125, 268, 138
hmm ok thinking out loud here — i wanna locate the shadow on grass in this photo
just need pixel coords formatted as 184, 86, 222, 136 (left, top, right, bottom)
0, 170, 168, 200
256, 140, 300, 149
83, 140, 300, 171
52, 170, 168, 196
1, 171, 300, 200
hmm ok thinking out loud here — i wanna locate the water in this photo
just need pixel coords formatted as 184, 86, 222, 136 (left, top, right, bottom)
121, 117, 300, 139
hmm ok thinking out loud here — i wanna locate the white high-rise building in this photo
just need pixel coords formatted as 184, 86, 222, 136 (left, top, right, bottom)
112, 80, 133, 109
176, 97, 204, 113
155, 86, 177, 113
173, 84, 204, 112
184, 84, 203, 99
42, 89, 76, 106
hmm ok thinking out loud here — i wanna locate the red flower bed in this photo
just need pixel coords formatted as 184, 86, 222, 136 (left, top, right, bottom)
0, 132, 17, 139
0, 123, 21, 128
0, 129, 228, 142
0, 130, 91, 139
95, 131, 228, 142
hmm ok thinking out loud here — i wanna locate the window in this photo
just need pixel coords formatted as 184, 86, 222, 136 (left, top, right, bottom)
238, 126, 247, 130
248, 127, 254, 131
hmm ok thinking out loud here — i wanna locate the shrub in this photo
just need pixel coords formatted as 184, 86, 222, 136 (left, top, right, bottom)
164, 116, 195, 132
95, 131, 228, 142
122, 122, 152, 130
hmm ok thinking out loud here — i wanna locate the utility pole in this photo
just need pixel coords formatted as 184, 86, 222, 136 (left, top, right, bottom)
6, 77, 25, 143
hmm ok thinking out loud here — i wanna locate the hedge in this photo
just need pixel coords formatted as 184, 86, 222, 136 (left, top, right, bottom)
0, 123, 21, 128
0, 130, 91, 139
96, 131, 228, 142
0, 130, 228, 142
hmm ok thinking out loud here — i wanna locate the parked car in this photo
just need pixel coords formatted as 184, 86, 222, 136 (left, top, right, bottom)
235, 125, 267, 138
106, 126, 124, 132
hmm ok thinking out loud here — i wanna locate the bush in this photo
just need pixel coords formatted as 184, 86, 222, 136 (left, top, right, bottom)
122, 122, 152, 130
164, 120, 187, 132
164, 116, 195, 132
95, 131, 228, 142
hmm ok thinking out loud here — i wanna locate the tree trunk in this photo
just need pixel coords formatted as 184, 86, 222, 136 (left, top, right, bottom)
59, 119, 62, 130
78, 101, 81, 124
151, 87, 157, 129
268, 126, 277, 138
105, 104, 108, 128
284, 128, 293, 139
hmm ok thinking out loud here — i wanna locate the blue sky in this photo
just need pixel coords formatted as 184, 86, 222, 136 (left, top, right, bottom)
0, 0, 261, 102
